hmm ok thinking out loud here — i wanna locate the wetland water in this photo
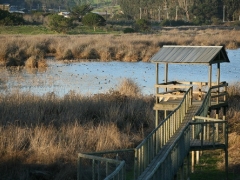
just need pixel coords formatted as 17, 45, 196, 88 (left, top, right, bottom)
0, 49, 239, 96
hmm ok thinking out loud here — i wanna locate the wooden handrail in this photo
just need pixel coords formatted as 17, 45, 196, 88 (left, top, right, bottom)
78, 153, 126, 180
134, 87, 193, 179
155, 84, 192, 89
193, 116, 226, 122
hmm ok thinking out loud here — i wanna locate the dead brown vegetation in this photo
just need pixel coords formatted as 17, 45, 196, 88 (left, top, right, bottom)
0, 81, 240, 179
0, 80, 155, 180
0, 28, 240, 67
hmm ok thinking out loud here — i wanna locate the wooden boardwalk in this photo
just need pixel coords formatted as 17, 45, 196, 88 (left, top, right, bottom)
77, 46, 230, 180
137, 105, 200, 180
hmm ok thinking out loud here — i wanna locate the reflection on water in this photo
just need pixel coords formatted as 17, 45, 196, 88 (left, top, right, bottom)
0, 49, 239, 96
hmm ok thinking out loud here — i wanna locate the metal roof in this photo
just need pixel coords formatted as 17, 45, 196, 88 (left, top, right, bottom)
150, 46, 230, 64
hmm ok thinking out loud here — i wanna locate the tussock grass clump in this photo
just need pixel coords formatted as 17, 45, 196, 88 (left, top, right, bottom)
117, 78, 141, 97
25, 56, 38, 68
37, 59, 47, 68
25, 56, 47, 68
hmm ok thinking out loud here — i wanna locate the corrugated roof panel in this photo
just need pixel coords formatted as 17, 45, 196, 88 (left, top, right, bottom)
150, 46, 229, 64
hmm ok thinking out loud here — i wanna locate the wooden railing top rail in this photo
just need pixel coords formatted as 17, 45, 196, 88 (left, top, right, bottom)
78, 153, 122, 164
195, 88, 211, 116
156, 81, 227, 88
104, 161, 126, 180
86, 149, 135, 156
211, 82, 228, 89
178, 81, 226, 86
155, 84, 192, 89
78, 153, 126, 180
193, 116, 226, 122
190, 120, 227, 125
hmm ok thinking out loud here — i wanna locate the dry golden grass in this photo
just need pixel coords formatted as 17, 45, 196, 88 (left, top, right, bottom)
117, 78, 141, 96
0, 28, 240, 66
1, 82, 240, 179
25, 56, 38, 68
0, 80, 154, 179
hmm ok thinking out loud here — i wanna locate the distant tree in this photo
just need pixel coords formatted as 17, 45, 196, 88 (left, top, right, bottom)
48, 14, 74, 33
223, 0, 240, 21
71, 4, 93, 21
119, 0, 140, 19
135, 18, 150, 32
175, 0, 195, 21
82, 12, 106, 31
0, 9, 25, 25
190, 0, 221, 25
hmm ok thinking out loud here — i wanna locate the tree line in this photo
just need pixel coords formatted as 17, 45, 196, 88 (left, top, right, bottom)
1, 0, 240, 26
119, 0, 240, 23
0, 0, 115, 10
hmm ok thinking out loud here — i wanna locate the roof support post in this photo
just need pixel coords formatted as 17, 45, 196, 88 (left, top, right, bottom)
208, 64, 212, 89
155, 63, 159, 128
208, 64, 212, 106
217, 63, 220, 104
156, 63, 159, 87
165, 63, 168, 92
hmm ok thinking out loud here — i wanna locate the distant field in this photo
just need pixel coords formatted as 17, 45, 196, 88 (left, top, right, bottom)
0, 24, 121, 35
0, 25, 56, 35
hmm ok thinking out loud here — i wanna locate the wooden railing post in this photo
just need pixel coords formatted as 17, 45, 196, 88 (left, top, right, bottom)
92, 159, 95, 180
77, 155, 82, 180
134, 149, 138, 179
225, 123, 228, 180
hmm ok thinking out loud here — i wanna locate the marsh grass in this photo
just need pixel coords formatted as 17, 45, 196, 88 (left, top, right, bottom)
0, 80, 155, 179
0, 82, 240, 179
0, 28, 240, 66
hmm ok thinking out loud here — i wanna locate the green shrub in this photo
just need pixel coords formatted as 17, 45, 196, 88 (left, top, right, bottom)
71, 4, 93, 21
47, 14, 74, 33
160, 19, 192, 26
135, 19, 150, 32
229, 21, 240, 27
0, 9, 25, 25
123, 27, 135, 33
211, 17, 222, 25
82, 13, 106, 31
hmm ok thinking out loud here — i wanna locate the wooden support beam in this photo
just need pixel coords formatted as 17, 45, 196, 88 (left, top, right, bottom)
155, 63, 159, 128
217, 63, 220, 104
225, 124, 229, 180
155, 110, 159, 128
209, 65, 212, 106
208, 64, 212, 89
165, 63, 168, 92
216, 109, 219, 141
191, 151, 195, 173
